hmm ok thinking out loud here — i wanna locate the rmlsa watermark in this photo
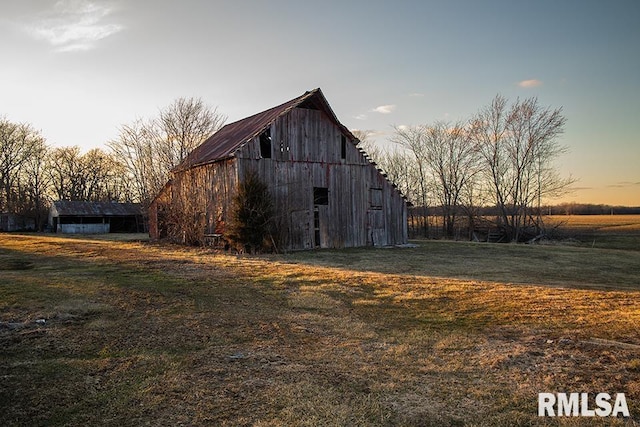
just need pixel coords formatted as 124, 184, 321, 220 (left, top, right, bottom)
538, 393, 629, 417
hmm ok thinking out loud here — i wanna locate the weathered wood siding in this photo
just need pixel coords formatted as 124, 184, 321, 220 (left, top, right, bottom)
151, 106, 408, 249
150, 160, 238, 241
236, 107, 407, 249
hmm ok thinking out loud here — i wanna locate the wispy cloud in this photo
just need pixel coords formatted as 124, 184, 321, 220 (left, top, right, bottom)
350, 129, 387, 139
518, 79, 543, 88
408, 93, 425, 97
372, 104, 396, 114
354, 114, 367, 120
25, 0, 123, 52
607, 181, 640, 188
570, 186, 593, 191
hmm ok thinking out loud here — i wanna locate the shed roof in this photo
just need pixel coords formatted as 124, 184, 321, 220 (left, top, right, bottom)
174, 88, 357, 171
51, 201, 143, 217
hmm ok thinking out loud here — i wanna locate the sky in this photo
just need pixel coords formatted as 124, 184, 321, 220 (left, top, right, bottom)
1, 0, 639, 206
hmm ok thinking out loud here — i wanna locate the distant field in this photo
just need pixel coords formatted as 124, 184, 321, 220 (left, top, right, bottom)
415, 214, 640, 250
543, 214, 640, 251
1, 233, 639, 425
546, 214, 640, 232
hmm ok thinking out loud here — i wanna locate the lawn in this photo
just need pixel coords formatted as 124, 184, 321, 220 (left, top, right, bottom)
1, 233, 639, 426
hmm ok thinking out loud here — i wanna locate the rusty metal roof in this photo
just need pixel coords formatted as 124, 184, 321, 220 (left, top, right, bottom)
174, 88, 357, 171
51, 201, 143, 217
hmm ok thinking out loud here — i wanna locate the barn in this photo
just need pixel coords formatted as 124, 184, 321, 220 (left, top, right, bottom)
149, 88, 408, 250
49, 201, 145, 234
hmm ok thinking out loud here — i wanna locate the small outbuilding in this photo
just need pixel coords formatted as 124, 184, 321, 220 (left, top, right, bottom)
0, 213, 36, 232
49, 201, 145, 234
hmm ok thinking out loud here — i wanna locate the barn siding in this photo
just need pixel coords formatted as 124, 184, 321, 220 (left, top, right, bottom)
236, 107, 407, 250
151, 105, 407, 250
150, 160, 238, 242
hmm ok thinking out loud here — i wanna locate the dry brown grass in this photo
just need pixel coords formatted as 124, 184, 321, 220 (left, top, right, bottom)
1, 234, 639, 426
544, 214, 640, 251
546, 215, 640, 231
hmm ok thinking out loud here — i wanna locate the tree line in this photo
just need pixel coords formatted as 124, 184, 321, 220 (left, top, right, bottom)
3, 93, 576, 240
357, 95, 574, 242
0, 98, 225, 230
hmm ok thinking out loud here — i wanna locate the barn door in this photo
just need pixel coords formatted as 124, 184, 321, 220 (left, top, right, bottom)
313, 205, 329, 248
368, 209, 386, 246
368, 188, 386, 246
312, 187, 329, 248
290, 210, 312, 250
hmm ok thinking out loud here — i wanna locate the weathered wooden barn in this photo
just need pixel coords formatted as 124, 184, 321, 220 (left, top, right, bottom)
49, 201, 145, 234
149, 88, 408, 250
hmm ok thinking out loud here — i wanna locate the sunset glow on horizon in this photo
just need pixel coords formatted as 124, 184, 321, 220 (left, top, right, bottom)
1, 1, 638, 206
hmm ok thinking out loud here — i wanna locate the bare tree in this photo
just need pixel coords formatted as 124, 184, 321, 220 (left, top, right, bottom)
49, 146, 87, 201
0, 118, 45, 212
377, 148, 416, 203
156, 97, 226, 170
390, 125, 433, 236
470, 95, 572, 241
457, 162, 493, 240
20, 139, 51, 229
109, 98, 225, 206
108, 119, 162, 205
82, 148, 132, 201
422, 121, 481, 238
374, 146, 425, 237
48, 146, 126, 202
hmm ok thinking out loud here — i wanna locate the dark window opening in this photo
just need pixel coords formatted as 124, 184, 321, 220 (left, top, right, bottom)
299, 99, 320, 111
370, 188, 383, 209
260, 128, 272, 158
341, 135, 347, 159
59, 216, 104, 224
313, 187, 329, 205
57, 215, 143, 232
110, 216, 144, 233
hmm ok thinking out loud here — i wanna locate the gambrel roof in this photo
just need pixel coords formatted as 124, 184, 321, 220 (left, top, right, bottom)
174, 88, 357, 171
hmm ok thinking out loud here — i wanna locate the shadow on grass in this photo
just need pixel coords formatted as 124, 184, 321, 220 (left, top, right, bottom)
2, 234, 640, 426
276, 240, 640, 291
0, 239, 288, 426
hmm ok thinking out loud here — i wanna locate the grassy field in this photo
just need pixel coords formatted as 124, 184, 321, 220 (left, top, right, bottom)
545, 214, 640, 231
1, 231, 639, 426
545, 215, 640, 251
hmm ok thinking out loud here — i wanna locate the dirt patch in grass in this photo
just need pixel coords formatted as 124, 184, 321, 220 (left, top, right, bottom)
0, 234, 639, 426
